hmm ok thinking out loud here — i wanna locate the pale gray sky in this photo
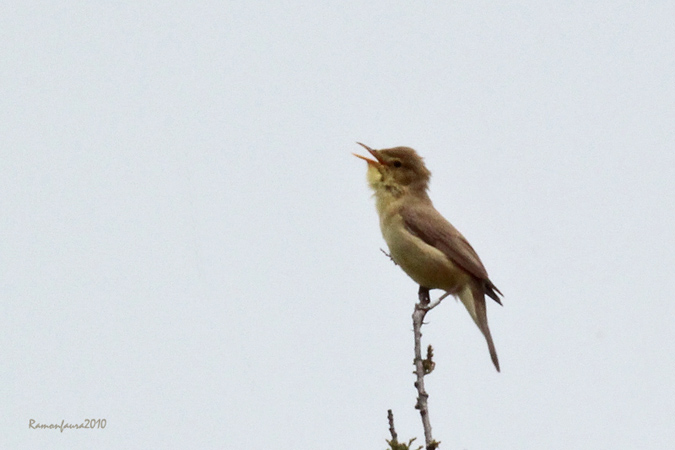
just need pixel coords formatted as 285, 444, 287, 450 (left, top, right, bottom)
2, 1, 674, 449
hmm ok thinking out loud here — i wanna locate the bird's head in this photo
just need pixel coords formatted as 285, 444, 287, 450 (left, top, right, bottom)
353, 142, 431, 195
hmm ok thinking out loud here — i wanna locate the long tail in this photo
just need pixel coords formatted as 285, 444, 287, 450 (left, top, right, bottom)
458, 285, 500, 372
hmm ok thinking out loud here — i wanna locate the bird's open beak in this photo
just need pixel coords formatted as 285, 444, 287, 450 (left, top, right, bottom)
352, 142, 384, 166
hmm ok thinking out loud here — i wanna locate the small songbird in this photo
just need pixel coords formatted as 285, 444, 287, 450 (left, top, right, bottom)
354, 142, 503, 371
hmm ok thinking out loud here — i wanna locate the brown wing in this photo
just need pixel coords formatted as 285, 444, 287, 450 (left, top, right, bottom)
401, 203, 503, 304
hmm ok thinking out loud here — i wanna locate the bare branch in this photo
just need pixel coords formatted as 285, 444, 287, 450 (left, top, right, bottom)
381, 248, 398, 265
426, 292, 450, 310
388, 409, 398, 443
386, 410, 422, 450
385, 282, 451, 448
412, 286, 444, 449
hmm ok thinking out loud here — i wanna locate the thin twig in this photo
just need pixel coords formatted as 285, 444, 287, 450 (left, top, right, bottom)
412, 286, 445, 449
381, 248, 398, 265
387, 409, 398, 443
427, 291, 451, 310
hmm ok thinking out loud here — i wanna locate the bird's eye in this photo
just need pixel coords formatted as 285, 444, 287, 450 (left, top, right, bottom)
393, 160, 402, 168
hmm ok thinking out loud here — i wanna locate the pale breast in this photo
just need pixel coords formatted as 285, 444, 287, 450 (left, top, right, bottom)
380, 213, 470, 293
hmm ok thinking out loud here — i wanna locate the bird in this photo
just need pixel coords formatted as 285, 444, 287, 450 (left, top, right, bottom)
354, 142, 503, 371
